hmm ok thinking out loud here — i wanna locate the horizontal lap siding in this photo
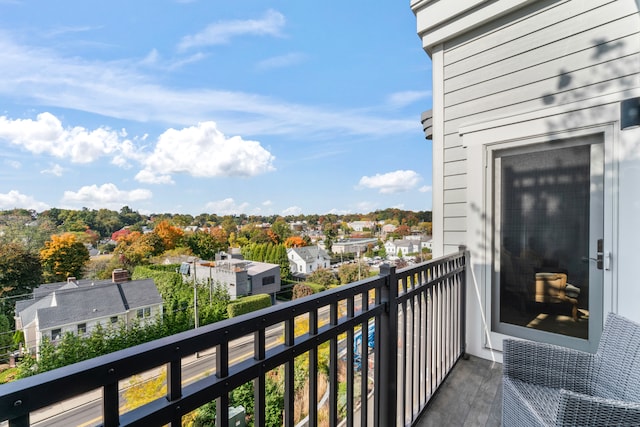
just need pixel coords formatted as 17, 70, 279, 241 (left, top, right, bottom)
439, 0, 639, 249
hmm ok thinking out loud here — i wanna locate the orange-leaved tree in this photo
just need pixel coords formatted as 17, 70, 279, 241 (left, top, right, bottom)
40, 233, 90, 283
284, 236, 306, 248
154, 220, 184, 250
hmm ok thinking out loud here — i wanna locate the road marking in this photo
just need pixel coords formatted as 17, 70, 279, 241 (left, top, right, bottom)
75, 349, 254, 427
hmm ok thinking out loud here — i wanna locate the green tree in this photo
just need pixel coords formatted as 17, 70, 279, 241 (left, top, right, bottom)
271, 218, 291, 243
187, 231, 222, 260
0, 242, 42, 322
0, 314, 13, 362
337, 262, 370, 285
40, 233, 90, 282
306, 268, 337, 287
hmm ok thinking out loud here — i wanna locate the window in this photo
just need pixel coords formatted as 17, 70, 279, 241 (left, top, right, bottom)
137, 309, 144, 318
51, 328, 61, 341
144, 307, 151, 317
77, 323, 87, 335
262, 275, 275, 286
110, 316, 118, 324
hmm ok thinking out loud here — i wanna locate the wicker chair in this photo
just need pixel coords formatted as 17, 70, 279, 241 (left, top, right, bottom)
503, 313, 640, 426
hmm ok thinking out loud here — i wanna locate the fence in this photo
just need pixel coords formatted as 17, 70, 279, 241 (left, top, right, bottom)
0, 250, 467, 427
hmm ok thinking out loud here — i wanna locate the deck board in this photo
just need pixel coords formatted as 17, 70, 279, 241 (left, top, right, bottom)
414, 356, 502, 427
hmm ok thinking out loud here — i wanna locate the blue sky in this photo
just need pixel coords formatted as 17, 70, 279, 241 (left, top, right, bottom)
0, 1, 433, 216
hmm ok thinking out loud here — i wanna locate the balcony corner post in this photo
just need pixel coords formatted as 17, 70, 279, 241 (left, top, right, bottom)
378, 263, 398, 426
459, 245, 469, 358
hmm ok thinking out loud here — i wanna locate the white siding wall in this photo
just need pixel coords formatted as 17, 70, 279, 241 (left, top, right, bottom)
415, 0, 640, 359
435, 0, 639, 255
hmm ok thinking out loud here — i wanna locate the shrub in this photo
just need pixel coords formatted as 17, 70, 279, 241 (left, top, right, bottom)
292, 282, 325, 300
227, 294, 272, 318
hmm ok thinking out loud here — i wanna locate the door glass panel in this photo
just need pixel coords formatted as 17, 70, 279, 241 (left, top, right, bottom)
493, 136, 603, 343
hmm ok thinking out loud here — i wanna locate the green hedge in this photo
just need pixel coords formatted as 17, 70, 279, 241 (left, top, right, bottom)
304, 282, 326, 293
227, 294, 272, 318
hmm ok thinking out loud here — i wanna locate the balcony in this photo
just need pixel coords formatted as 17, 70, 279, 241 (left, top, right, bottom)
0, 251, 481, 427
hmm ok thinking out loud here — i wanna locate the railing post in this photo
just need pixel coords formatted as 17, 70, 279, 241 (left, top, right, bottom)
378, 264, 398, 427
458, 245, 468, 358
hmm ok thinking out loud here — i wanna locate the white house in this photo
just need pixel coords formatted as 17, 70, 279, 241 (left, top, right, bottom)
347, 221, 374, 232
384, 239, 420, 257
287, 246, 331, 276
15, 273, 163, 357
412, 0, 640, 361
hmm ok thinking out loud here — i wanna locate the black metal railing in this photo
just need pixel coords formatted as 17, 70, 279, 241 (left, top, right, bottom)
0, 251, 467, 427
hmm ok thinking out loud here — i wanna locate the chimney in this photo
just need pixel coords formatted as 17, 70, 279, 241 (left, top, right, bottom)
67, 277, 77, 284
112, 269, 129, 283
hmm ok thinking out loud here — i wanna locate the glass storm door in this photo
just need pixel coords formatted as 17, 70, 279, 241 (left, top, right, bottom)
492, 134, 604, 351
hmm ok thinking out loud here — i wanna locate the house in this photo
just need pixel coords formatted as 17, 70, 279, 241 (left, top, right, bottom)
287, 245, 331, 277
15, 271, 163, 357
330, 238, 378, 255
347, 221, 374, 233
412, 0, 640, 361
384, 238, 419, 257
185, 257, 281, 301
380, 223, 397, 239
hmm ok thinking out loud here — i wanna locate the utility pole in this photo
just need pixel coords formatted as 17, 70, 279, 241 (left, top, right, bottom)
192, 259, 199, 329
192, 259, 199, 358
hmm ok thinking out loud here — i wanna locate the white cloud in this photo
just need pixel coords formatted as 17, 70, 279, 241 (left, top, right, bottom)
262, 200, 273, 206
256, 52, 306, 70
0, 112, 136, 164
41, 164, 65, 176
358, 170, 422, 194
0, 34, 417, 140
418, 185, 432, 193
387, 90, 431, 109
136, 121, 275, 183
327, 208, 352, 215
0, 190, 49, 211
5, 159, 20, 169
282, 206, 302, 216
178, 9, 286, 51
61, 183, 152, 210
205, 198, 249, 215
135, 169, 174, 185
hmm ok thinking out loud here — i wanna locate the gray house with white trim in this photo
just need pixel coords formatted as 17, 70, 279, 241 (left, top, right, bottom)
15, 276, 163, 357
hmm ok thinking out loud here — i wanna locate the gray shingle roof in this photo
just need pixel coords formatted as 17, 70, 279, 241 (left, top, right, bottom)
17, 278, 162, 330
289, 246, 330, 263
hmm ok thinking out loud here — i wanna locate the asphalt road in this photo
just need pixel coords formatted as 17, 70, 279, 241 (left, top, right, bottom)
32, 325, 283, 427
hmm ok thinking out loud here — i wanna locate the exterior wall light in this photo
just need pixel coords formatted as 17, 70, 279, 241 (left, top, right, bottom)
621, 97, 640, 130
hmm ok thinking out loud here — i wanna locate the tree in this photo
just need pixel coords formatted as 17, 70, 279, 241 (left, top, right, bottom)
186, 231, 223, 260
306, 268, 338, 287
0, 242, 42, 319
154, 220, 184, 250
337, 262, 370, 285
271, 218, 291, 243
284, 236, 305, 248
40, 233, 90, 282
395, 224, 411, 237
0, 314, 13, 362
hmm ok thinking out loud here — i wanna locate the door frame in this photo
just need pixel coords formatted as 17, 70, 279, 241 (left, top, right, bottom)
484, 129, 610, 352
460, 102, 619, 354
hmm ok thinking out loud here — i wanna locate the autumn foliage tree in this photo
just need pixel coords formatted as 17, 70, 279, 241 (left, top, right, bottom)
284, 236, 306, 248
153, 220, 184, 250
40, 233, 90, 283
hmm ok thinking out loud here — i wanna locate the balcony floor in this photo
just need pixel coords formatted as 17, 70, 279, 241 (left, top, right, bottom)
415, 356, 503, 427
